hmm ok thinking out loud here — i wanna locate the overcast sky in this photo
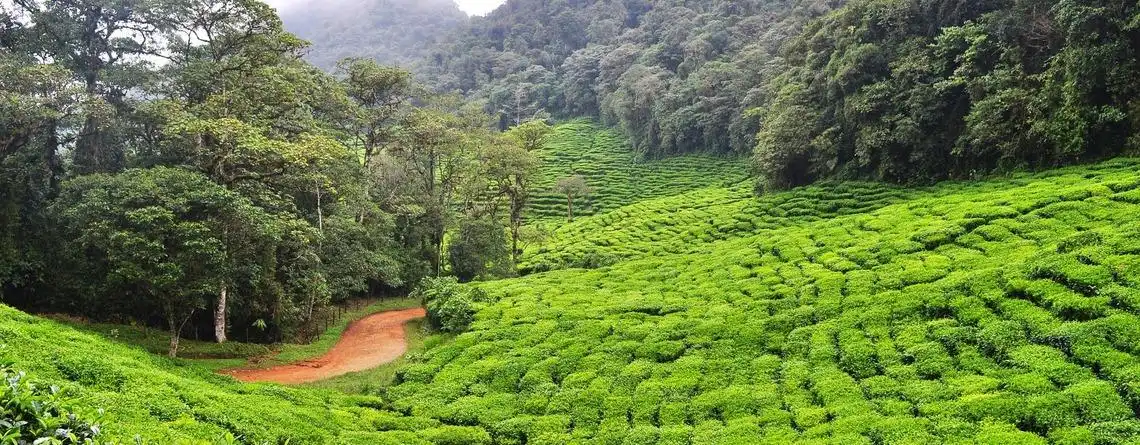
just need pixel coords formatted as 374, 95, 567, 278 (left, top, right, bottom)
264, 0, 506, 16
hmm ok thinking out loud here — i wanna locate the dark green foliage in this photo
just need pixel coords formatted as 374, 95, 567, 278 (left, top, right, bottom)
414, 277, 475, 333
449, 216, 510, 282
0, 363, 103, 444
419, 0, 841, 157
754, 0, 1140, 188
53, 168, 263, 355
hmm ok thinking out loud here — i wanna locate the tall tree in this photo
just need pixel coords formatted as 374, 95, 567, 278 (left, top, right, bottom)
55, 167, 259, 357
555, 175, 591, 221
494, 120, 548, 264
11, 0, 173, 174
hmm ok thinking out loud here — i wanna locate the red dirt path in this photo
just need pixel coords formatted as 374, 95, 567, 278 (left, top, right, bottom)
220, 307, 426, 384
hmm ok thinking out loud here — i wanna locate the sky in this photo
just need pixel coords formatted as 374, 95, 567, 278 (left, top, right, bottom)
264, 0, 506, 16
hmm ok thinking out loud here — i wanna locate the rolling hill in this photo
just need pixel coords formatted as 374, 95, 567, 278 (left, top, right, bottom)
5, 155, 1140, 443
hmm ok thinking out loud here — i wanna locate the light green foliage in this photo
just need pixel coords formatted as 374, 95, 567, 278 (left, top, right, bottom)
521, 180, 907, 273
524, 122, 749, 222
381, 158, 1140, 443
0, 306, 443, 443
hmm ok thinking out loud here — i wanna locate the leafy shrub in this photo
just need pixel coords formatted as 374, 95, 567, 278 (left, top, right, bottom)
413, 277, 476, 333
0, 363, 103, 444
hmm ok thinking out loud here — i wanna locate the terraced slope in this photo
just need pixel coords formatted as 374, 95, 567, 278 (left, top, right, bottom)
525, 121, 749, 223
7, 159, 1140, 444
521, 181, 909, 273
0, 306, 486, 444
383, 159, 1140, 444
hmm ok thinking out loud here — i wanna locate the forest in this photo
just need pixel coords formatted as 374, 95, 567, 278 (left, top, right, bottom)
421, 0, 1140, 185
0, 0, 560, 356
277, 0, 467, 70
2, 0, 1140, 443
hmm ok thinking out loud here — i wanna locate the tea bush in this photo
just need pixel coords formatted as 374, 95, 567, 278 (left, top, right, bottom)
385, 158, 1140, 443
0, 362, 103, 444
414, 277, 476, 333
6, 158, 1140, 443
524, 121, 749, 223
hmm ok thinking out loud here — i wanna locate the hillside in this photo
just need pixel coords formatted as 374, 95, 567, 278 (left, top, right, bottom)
420, 0, 836, 156
0, 305, 483, 443
384, 158, 1140, 443
5, 158, 1140, 442
521, 181, 907, 273
524, 122, 749, 224
8, 0, 1140, 443
277, 0, 467, 70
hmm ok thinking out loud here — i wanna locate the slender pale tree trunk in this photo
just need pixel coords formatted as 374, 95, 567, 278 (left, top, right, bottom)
169, 332, 180, 358
315, 178, 324, 233
167, 307, 194, 358
214, 284, 228, 343
567, 195, 574, 221
511, 222, 521, 265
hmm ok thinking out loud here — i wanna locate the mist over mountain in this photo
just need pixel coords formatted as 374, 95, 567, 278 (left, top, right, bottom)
277, 0, 468, 70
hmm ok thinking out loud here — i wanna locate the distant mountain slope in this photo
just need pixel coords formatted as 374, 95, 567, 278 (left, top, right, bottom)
419, 0, 843, 156
278, 0, 467, 70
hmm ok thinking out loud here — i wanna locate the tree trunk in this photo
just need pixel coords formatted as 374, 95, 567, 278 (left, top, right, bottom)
511, 178, 526, 265
166, 307, 193, 358
315, 179, 324, 234
435, 232, 444, 276
214, 283, 228, 343
168, 331, 180, 358
567, 196, 574, 221
511, 222, 520, 265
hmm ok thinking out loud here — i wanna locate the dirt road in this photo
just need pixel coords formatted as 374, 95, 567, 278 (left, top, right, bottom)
221, 307, 426, 384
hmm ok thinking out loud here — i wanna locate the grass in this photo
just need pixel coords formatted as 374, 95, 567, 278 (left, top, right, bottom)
6, 157, 1140, 443
50, 296, 422, 372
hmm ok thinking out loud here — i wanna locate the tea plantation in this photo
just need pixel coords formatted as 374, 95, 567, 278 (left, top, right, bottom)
524, 121, 749, 223
520, 181, 910, 273
0, 305, 488, 443
386, 158, 1140, 444
6, 158, 1140, 443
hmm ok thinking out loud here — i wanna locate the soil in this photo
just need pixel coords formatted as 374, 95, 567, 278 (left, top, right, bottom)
220, 307, 426, 384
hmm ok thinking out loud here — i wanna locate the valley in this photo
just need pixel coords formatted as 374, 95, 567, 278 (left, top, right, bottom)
2, 0, 1140, 443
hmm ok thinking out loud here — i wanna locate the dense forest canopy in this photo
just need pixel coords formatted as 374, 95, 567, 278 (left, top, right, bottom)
419, 0, 847, 157
277, 0, 468, 70
411, 0, 1140, 186
0, 0, 545, 356
755, 0, 1140, 188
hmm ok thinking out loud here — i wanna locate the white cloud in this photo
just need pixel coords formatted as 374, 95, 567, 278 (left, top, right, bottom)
262, 0, 506, 16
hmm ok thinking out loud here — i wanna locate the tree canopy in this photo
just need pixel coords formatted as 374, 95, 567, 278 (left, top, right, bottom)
0, 0, 544, 355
